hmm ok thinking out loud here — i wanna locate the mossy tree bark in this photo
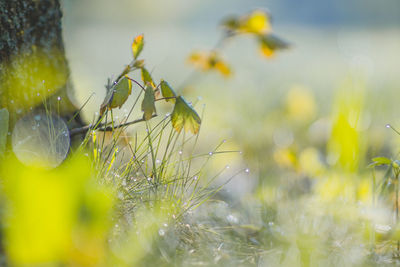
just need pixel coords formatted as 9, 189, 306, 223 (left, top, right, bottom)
0, 0, 82, 129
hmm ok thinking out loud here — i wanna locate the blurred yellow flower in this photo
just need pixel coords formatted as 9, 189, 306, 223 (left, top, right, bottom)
285, 86, 316, 122
315, 174, 355, 202
356, 178, 372, 203
273, 147, 297, 170
327, 81, 365, 173
299, 147, 325, 177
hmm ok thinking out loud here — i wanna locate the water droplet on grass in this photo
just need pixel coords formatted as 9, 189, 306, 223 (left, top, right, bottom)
12, 112, 70, 168
158, 229, 165, 236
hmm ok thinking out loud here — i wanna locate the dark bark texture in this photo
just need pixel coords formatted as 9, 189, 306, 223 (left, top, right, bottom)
0, 0, 82, 128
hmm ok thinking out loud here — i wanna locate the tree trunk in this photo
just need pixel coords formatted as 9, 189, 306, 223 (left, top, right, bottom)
0, 0, 82, 129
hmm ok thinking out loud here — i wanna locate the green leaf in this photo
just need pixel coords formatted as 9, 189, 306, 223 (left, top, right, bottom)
171, 96, 201, 134
132, 34, 144, 60
221, 16, 240, 32
141, 85, 156, 121
0, 108, 9, 155
141, 68, 154, 87
160, 80, 177, 102
258, 33, 290, 58
100, 76, 132, 115
368, 156, 392, 168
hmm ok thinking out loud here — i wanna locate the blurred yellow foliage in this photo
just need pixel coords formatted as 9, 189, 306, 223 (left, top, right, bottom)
315, 174, 356, 202
240, 10, 272, 34
188, 51, 231, 77
327, 81, 365, 172
0, 155, 113, 266
315, 173, 372, 204
356, 178, 372, 203
299, 147, 325, 177
285, 86, 316, 122
273, 147, 297, 170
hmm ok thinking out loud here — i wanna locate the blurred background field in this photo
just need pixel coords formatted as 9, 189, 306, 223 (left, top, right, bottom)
4, 0, 400, 266
62, 0, 400, 188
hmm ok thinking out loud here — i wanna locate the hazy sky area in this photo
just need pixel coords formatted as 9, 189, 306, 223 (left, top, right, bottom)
63, 0, 400, 28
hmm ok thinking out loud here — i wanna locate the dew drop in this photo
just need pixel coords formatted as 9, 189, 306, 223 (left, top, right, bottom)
227, 214, 238, 224
386, 124, 391, 128
179, 150, 183, 155
158, 229, 165, 236
245, 168, 250, 173
208, 152, 213, 156
57, 96, 61, 101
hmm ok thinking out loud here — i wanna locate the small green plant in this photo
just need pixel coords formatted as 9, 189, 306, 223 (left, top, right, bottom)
369, 152, 400, 257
